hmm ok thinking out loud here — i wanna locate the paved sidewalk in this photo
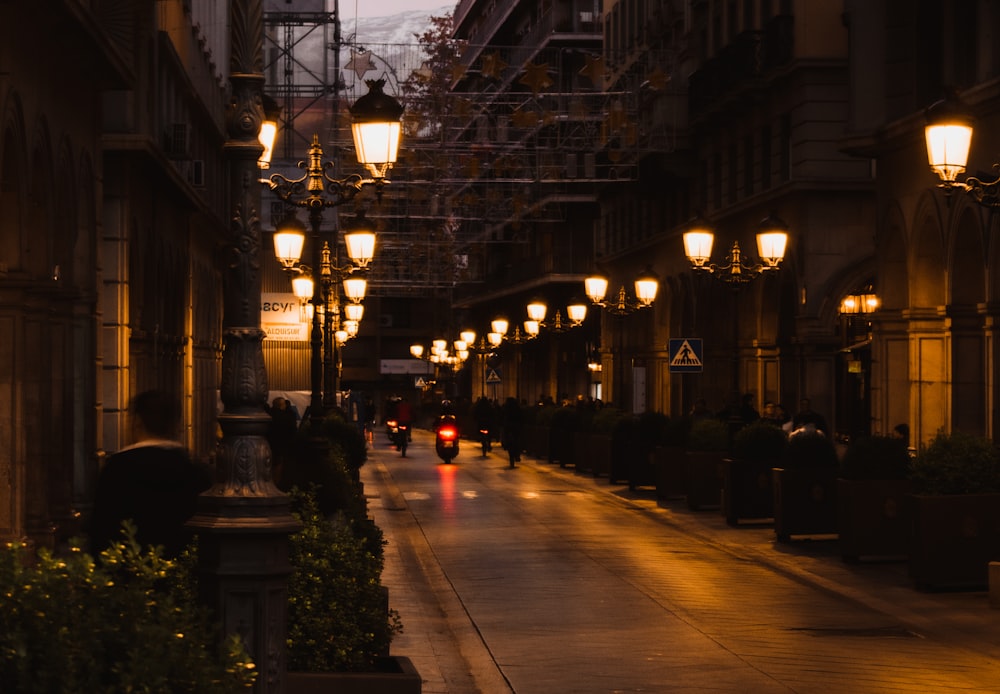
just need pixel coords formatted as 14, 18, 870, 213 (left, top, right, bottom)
363, 438, 1000, 693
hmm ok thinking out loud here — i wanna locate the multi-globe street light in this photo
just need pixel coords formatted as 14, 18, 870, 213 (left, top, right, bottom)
263, 79, 403, 424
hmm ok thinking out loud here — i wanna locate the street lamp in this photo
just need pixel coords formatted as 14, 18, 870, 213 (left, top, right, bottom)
924, 91, 1000, 207
526, 297, 588, 332
682, 212, 789, 284
584, 266, 659, 315
682, 212, 790, 404
584, 268, 659, 409
263, 79, 402, 423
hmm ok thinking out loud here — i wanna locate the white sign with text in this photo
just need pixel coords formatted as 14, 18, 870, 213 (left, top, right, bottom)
262, 292, 308, 341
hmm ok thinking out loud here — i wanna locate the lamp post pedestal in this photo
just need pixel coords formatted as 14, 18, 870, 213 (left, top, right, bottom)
187, 9, 299, 691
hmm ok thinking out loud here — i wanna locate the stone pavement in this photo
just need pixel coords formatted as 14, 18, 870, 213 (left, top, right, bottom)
362, 434, 1000, 693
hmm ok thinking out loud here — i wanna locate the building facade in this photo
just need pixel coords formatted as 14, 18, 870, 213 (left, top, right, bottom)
0, 1, 229, 546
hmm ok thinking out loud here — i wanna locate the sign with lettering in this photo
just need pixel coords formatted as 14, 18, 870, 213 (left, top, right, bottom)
262, 292, 308, 341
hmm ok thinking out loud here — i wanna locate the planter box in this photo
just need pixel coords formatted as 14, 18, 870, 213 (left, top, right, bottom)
685, 450, 725, 510
721, 458, 775, 525
287, 656, 422, 694
574, 431, 611, 476
591, 432, 613, 478
907, 492, 1000, 590
772, 467, 839, 542
548, 427, 575, 467
523, 424, 549, 459
837, 478, 912, 562
653, 446, 687, 500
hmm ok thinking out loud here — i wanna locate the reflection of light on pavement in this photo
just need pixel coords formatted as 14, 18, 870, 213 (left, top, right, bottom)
461, 490, 478, 499
402, 491, 430, 501
521, 491, 540, 499
437, 464, 456, 516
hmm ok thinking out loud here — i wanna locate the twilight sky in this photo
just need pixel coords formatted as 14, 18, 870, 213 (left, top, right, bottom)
343, 0, 456, 19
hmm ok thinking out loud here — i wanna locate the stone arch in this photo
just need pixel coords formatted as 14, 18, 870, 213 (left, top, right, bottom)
949, 203, 988, 434
0, 94, 27, 271
879, 202, 908, 311
75, 153, 97, 295
53, 137, 77, 287
872, 202, 911, 438
26, 119, 54, 279
911, 194, 947, 308
909, 190, 950, 440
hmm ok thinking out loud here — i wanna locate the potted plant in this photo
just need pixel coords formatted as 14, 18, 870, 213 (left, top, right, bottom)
548, 405, 579, 468
285, 489, 417, 693
722, 420, 788, 525
523, 402, 555, 459
578, 405, 615, 477
623, 410, 669, 490
0, 526, 257, 693
772, 431, 840, 542
685, 418, 730, 510
654, 417, 690, 501
906, 430, 1000, 590
282, 416, 419, 692
837, 435, 912, 562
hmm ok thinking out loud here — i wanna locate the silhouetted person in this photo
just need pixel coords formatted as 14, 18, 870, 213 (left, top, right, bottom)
267, 396, 297, 486
501, 397, 524, 467
89, 390, 211, 559
791, 398, 828, 436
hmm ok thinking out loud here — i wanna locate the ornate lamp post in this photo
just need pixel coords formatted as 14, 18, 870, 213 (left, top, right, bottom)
264, 79, 402, 421
584, 268, 659, 408
682, 212, 789, 285
584, 267, 659, 315
682, 212, 790, 403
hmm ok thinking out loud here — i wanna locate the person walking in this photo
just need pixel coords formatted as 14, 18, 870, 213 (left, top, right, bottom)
88, 390, 211, 559
266, 396, 297, 486
501, 397, 524, 468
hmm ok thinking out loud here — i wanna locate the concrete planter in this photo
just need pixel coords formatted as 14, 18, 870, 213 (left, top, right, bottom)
907, 493, 1000, 590
287, 656, 422, 694
685, 450, 725, 510
653, 446, 687, 500
772, 467, 839, 542
523, 423, 549, 459
837, 478, 912, 562
721, 457, 775, 525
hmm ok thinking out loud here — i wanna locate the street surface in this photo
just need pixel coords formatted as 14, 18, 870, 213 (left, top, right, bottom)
363, 429, 1000, 693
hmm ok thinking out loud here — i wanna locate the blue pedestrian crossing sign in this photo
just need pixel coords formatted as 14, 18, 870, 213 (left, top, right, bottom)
485, 367, 502, 384
668, 338, 703, 373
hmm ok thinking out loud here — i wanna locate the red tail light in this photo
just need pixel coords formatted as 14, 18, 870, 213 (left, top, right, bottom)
438, 426, 458, 440
386, 419, 398, 428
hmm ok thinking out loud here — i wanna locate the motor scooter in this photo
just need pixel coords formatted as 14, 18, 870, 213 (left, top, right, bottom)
435, 415, 460, 463
386, 418, 409, 457
477, 425, 492, 457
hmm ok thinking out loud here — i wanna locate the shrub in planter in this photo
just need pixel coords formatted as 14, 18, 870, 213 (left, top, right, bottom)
772, 431, 839, 541
587, 406, 624, 481
837, 435, 913, 562
0, 526, 256, 694
548, 406, 580, 467
627, 411, 669, 490
654, 417, 691, 500
685, 418, 730, 510
282, 414, 369, 520
906, 431, 1000, 589
909, 430, 1000, 494
723, 420, 788, 525
840, 435, 911, 481
287, 489, 402, 673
